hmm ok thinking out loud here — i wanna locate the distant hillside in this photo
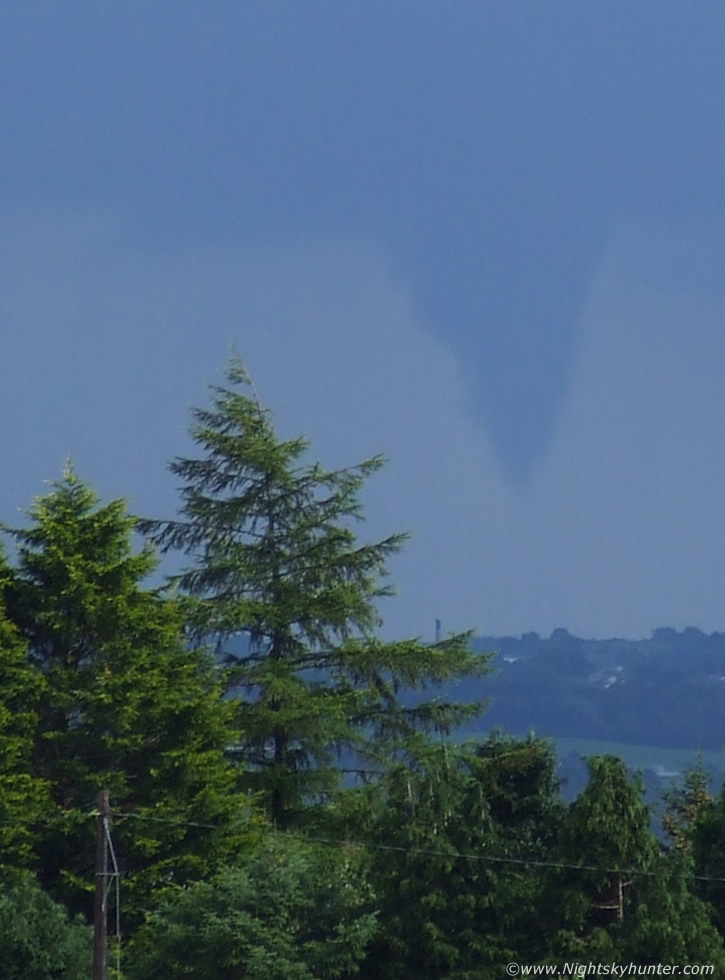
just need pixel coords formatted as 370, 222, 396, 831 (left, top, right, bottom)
223, 626, 725, 752
465, 626, 725, 752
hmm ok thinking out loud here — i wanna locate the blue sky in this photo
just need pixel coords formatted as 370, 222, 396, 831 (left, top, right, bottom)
3, 2, 725, 640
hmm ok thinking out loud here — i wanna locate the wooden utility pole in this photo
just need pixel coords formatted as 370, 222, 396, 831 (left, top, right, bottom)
93, 789, 110, 980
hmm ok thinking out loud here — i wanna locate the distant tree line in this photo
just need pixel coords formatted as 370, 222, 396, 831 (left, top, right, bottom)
1, 358, 725, 977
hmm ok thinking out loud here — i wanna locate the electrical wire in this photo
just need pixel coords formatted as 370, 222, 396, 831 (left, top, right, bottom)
5, 802, 725, 886
276, 829, 725, 884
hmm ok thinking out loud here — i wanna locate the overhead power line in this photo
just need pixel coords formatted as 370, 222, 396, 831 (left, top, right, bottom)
275, 830, 725, 885
5, 800, 725, 887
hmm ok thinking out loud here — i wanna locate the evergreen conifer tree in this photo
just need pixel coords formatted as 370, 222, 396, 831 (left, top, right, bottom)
360, 735, 561, 979
127, 835, 377, 980
552, 756, 658, 955
620, 847, 725, 968
3, 470, 246, 917
140, 357, 489, 826
0, 557, 49, 872
663, 764, 712, 853
0, 874, 92, 980
689, 779, 725, 937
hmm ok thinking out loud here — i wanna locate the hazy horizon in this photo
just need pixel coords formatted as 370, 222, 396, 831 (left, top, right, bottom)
3, 4, 725, 642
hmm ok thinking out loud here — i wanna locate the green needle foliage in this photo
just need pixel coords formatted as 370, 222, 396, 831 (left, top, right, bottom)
549, 757, 725, 965
689, 779, 725, 936
0, 873, 91, 980
662, 763, 712, 853
0, 559, 49, 872
3, 469, 248, 918
140, 357, 489, 827
360, 735, 562, 979
554, 755, 657, 945
127, 834, 377, 980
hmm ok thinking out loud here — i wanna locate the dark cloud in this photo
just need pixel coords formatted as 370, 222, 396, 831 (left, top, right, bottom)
3, 3, 725, 481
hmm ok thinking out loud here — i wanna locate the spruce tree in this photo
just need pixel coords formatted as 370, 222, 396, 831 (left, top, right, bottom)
0, 556, 49, 872
3, 469, 246, 918
552, 755, 658, 955
140, 357, 489, 826
690, 780, 725, 937
620, 848, 725, 968
360, 735, 561, 979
